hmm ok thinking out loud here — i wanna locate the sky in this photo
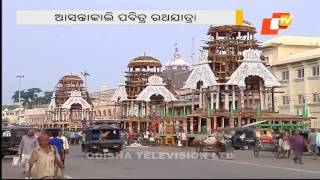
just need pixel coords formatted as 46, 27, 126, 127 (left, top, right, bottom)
2, 0, 320, 105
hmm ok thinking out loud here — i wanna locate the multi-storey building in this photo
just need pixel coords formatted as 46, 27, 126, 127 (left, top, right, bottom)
2, 106, 21, 124
262, 36, 320, 128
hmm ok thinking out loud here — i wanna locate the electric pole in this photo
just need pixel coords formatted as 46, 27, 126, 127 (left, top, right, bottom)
81, 70, 90, 90
192, 38, 195, 64
16, 74, 24, 124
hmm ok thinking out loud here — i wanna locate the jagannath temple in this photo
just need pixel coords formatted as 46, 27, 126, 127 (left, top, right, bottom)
110, 24, 310, 142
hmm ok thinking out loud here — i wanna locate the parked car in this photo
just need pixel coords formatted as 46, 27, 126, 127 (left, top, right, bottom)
2, 125, 40, 159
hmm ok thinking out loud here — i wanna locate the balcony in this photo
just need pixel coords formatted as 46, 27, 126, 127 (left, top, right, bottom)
278, 105, 290, 109
293, 78, 304, 82
307, 76, 320, 80
279, 80, 289, 84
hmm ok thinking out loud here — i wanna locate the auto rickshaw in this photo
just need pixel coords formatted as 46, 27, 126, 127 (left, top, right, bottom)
82, 122, 123, 156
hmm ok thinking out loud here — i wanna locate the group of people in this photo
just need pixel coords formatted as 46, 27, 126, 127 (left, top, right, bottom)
18, 129, 70, 179
275, 129, 320, 164
68, 131, 83, 145
177, 129, 188, 148
136, 129, 157, 145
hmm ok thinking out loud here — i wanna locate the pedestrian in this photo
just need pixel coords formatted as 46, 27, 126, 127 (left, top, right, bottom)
308, 129, 318, 160
58, 131, 70, 165
143, 129, 150, 145
18, 129, 37, 175
69, 131, 75, 145
316, 130, 320, 156
138, 130, 144, 144
121, 130, 128, 147
281, 129, 291, 158
27, 133, 64, 179
179, 129, 188, 149
177, 130, 182, 147
75, 131, 80, 145
81, 130, 86, 144
290, 130, 305, 164
49, 131, 64, 167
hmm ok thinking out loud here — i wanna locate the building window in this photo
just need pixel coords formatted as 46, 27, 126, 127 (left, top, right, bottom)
282, 71, 289, 80
298, 94, 305, 104
297, 68, 304, 78
313, 93, 320, 102
282, 96, 289, 105
312, 65, 319, 76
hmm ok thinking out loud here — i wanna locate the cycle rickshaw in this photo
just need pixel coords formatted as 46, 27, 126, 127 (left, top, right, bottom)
252, 128, 282, 158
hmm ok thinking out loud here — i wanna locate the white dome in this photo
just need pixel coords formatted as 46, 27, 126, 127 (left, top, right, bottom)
99, 81, 109, 92
165, 47, 190, 69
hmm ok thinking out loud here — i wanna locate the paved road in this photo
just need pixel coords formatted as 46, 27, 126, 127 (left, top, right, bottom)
2, 145, 320, 179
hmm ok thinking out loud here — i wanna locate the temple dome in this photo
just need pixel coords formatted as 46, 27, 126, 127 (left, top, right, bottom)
165, 47, 190, 69
98, 81, 109, 92
59, 74, 83, 83
128, 54, 162, 67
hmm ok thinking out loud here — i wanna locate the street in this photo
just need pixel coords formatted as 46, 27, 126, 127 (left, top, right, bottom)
2, 145, 320, 179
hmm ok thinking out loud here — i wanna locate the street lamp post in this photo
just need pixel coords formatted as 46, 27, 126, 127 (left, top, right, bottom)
16, 75, 24, 124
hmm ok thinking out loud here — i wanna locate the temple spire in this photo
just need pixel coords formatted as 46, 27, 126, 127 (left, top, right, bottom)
173, 47, 181, 59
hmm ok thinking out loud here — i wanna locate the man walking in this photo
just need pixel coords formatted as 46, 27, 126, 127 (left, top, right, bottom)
316, 130, 320, 157
290, 130, 305, 164
49, 131, 64, 167
143, 129, 150, 145
281, 129, 291, 158
308, 129, 318, 160
69, 131, 75, 145
179, 129, 188, 149
58, 131, 69, 165
27, 134, 64, 179
18, 129, 37, 175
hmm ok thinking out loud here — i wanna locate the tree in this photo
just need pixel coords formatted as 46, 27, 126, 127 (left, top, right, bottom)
12, 88, 53, 108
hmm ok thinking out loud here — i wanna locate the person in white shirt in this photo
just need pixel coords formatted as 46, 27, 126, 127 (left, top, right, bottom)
143, 130, 150, 145
18, 129, 37, 175
179, 129, 188, 149
58, 131, 69, 165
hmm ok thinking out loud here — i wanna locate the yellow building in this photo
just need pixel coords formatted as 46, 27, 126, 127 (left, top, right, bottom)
90, 82, 117, 120
2, 106, 22, 124
262, 36, 320, 128
22, 105, 50, 129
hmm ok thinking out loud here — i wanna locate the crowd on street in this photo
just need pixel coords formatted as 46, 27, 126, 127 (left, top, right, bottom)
14, 127, 320, 179
17, 129, 71, 179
